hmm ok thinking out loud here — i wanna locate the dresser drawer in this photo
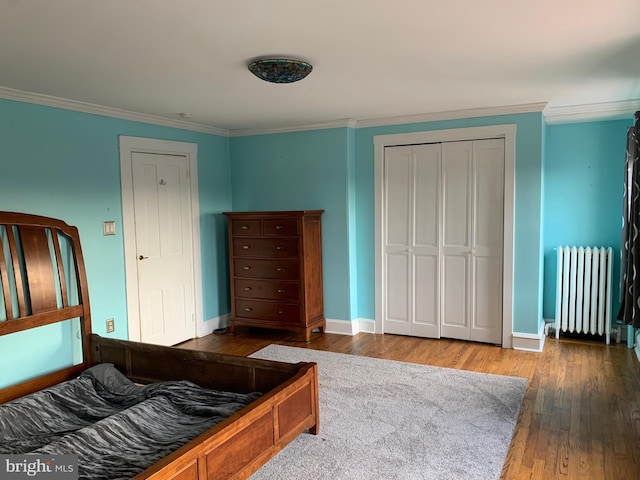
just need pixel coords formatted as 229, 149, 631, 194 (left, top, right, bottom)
232, 238, 299, 258
235, 279, 300, 302
231, 219, 261, 235
263, 218, 299, 236
233, 258, 300, 280
235, 299, 301, 323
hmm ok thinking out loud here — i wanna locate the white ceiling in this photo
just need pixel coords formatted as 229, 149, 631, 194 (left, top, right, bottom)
1, 0, 639, 133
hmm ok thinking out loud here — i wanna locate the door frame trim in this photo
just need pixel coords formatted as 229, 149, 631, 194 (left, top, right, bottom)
119, 136, 202, 342
374, 125, 516, 348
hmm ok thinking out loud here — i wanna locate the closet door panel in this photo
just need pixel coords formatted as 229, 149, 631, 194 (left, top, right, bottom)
411, 144, 440, 337
440, 255, 469, 338
441, 142, 472, 250
413, 254, 438, 334
413, 144, 440, 249
385, 146, 411, 247
473, 139, 504, 254
384, 146, 412, 335
440, 142, 472, 339
470, 139, 504, 343
386, 253, 410, 332
472, 256, 502, 343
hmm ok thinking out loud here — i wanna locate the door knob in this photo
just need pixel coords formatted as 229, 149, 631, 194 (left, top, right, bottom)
138, 255, 148, 260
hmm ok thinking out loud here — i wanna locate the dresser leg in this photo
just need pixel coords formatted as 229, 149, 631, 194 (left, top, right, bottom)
229, 323, 236, 336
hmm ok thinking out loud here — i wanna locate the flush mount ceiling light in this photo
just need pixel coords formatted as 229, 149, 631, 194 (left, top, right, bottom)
248, 58, 313, 84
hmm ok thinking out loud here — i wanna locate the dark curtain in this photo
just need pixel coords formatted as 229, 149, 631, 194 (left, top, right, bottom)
618, 111, 640, 328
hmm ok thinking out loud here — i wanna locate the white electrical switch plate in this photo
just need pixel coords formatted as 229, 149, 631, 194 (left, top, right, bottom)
103, 221, 116, 236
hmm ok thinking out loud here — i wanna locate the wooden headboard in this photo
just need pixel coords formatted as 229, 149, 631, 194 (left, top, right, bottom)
0, 212, 93, 402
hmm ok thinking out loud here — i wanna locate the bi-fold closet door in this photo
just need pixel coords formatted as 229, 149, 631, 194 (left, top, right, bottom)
383, 139, 504, 344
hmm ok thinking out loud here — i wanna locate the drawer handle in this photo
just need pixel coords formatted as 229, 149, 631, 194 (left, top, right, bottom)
242, 245, 250, 250
276, 246, 285, 250
276, 267, 285, 272
244, 287, 252, 291
244, 307, 253, 312
241, 225, 249, 230
275, 225, 284, 230
243, 266, 251, 270
277, 289, 286, 293
278, 310, 285, 314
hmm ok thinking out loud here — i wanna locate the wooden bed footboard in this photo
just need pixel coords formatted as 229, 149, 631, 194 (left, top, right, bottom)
137, 363, 318, 480
91, 335, 320, 480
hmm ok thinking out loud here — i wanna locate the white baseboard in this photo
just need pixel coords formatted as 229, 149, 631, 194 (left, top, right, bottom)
635, 330, 640, 362
325, 318, 375, 336
209, 315, 550, 353
197, 313, 229, 337
512, 323, 546, 352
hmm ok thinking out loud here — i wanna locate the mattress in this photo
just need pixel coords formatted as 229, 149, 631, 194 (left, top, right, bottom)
0, 364, 261, 479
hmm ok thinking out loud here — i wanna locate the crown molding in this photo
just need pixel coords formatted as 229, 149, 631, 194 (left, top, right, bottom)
544, 99, 640, 124
2, 84, 638, 135
0, 86, 230, 136
229, 118, 357, 137
355, 102, 548, 129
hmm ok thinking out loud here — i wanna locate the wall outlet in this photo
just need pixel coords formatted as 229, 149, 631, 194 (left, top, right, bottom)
106, 318, 115, 333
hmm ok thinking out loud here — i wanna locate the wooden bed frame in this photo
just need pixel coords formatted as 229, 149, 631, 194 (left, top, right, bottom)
0, 211, 319, 480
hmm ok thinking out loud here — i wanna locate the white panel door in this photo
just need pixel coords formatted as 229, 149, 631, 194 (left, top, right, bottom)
470, 139, 504, 344
411, 144, 440, 338
384, 146, 412, 335
382, 139, 504, 344
383, 144, 440, 338
131, 152, 195, 346
440, 141, 472, 340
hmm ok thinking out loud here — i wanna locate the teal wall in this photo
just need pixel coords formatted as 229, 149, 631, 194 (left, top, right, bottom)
346, 128, 358, 320
229, 129, 352, 320
0, 98, 232, 387
1, 95, 632, 388
542, 119, 632, 320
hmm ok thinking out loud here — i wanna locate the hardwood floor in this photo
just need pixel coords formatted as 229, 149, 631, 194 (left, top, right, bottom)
179, 327, 640, 479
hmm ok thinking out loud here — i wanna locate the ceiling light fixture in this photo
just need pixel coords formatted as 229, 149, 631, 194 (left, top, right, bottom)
248, 58, 313, 84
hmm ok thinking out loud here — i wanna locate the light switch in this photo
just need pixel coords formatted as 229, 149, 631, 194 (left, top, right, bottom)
103, 221, 116, 236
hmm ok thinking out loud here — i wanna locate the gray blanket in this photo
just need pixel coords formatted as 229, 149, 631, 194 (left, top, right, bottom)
0, 364, 261, 479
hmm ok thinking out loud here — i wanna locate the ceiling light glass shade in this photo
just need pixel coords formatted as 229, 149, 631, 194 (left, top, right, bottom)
248, 58, 313, 84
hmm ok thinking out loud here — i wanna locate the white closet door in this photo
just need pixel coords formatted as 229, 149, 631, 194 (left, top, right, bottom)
412, 144, 441, 338
383, 144, 440, 337
382, 139, 503, 344
384, 146, 412, 335
470, 139, 504, 344
440, 142, 473, 340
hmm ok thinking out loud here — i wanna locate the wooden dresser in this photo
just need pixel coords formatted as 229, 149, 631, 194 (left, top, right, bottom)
223, 210, 325, 342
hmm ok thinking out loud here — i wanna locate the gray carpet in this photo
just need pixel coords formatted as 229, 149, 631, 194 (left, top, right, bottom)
249, 344, 527, 480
